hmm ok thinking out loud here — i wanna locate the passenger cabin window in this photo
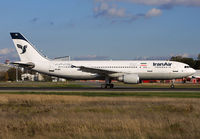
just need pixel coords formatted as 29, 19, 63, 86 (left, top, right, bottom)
184, 66, 190, 68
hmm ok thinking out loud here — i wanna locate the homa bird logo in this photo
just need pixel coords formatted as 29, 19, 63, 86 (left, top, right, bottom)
17, 44, 27, 54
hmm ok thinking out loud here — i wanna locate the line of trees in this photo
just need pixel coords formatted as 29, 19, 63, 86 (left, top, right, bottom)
0, 68, 22, 81
170, 54, 200, 69
0, 68, 52, 82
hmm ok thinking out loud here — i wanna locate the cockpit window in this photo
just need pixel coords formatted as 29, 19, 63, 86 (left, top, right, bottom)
184, 66, 190, 68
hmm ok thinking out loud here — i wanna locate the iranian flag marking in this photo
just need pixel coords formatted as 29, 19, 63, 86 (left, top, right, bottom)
140, 63, 147, 66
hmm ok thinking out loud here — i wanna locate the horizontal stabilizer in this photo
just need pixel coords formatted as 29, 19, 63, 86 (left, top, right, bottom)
11, 61, 35, 68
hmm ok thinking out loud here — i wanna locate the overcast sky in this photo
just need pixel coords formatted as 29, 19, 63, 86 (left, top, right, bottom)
0, 0, 200, 61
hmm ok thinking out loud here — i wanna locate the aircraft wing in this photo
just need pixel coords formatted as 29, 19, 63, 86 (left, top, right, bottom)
11, 61, 35, 68
188, 75, 200, 79
73, 65, 120, 76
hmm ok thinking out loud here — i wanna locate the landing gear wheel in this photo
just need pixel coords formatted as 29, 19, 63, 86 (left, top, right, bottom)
102, 77, 114, 89
105, 85, 108, 89
170, 79, 175, 88
101, 84, 114, 89
101, 84, 106, 88
110, 84, 114, 88
170, 84, 175, 88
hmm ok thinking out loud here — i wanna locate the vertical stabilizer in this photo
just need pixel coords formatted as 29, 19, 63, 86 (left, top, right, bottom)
10, 32, 48, 62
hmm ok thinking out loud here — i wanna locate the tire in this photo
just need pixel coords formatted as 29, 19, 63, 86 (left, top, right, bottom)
110, 84, 114, 88
170, 84, 175, 88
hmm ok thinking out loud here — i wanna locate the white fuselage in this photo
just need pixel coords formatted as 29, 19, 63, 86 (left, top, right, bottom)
32, 60, 195, 80
10, 32, 196, 83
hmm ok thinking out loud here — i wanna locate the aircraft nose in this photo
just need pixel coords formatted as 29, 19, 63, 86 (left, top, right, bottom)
191, 68, 196, 75
192, 69, 196, 74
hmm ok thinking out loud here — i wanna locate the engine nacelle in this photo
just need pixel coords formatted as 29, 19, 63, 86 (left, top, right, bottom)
118, 74, 139, 84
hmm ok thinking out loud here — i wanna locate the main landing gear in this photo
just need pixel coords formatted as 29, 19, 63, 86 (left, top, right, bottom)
101, 77, 114, 88
101, 84, 114, 88
170, 79, 175, 88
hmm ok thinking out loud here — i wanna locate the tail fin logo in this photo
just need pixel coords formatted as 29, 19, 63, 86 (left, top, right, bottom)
17, 44, 27, 54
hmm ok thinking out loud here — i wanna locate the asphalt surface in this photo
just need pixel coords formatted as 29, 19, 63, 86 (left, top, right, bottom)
0, 87, 200, 92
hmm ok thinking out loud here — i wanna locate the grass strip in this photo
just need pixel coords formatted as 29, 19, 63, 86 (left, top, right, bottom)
0, 91, 200, 98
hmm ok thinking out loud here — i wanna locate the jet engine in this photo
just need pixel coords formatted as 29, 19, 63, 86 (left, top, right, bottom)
118, 74, 139, 84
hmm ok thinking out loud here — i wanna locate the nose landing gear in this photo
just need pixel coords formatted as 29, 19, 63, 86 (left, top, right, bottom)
170, 79, 175, 88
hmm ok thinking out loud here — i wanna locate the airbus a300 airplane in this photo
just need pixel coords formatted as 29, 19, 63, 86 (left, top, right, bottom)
10, 33, 196, 88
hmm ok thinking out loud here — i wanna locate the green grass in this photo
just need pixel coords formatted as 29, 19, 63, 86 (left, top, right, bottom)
0, 81, 88, 88
115, 82, 200, 88
0, 81, 200, 88
0, 91, 200, 98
